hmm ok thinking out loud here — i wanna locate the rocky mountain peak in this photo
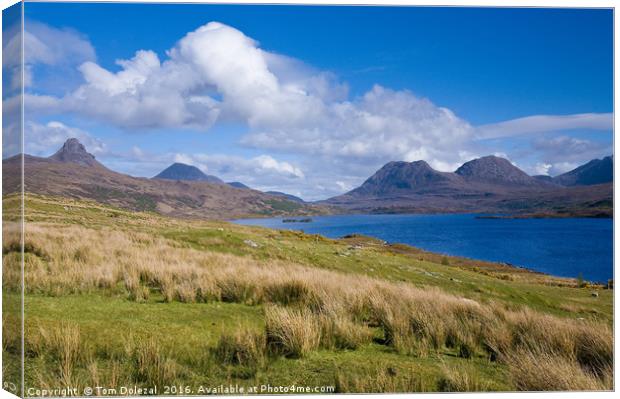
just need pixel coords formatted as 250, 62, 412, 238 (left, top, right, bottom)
49, 138, 100, 167
455, 155, 536, 185
351, 159, 453, 196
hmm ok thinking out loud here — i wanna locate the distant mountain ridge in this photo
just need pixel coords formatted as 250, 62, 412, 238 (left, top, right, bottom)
265, 191, 305, 203
3, 138, 326, 219
455, 156, 542, 186
326, 155, 613, 216
227, 181, 251, 189
154, 162, 223, 184
553, 156, 613, 186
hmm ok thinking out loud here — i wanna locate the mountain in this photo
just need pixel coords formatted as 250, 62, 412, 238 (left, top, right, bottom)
3, 139, 326, 219
348, 161, 459, 197
533, 175, 555, 183
553, 156, 613, 186
49, 138, 103, 167
265, 191, 304, 203
455, 156, 542, 186
227, 181, 251, 189
154, 163, 223, 184
325, 156, 612, 216
226, 182, 304, 203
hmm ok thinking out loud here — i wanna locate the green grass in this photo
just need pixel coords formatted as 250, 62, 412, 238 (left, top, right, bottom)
2, 194, 613, 394
6, 293, 510, 392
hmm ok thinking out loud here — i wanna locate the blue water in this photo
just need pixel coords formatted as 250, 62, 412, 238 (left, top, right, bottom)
234, 214, 613, 282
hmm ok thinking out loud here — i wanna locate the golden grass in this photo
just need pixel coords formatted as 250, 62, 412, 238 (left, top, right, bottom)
437, 363, 491, 392
265, 306, 321, 358
335, 366, 427, 393
504, 349, 611, 391
129, 337, 180, 387
7, 222, 615, 391
213, 328, 266, 368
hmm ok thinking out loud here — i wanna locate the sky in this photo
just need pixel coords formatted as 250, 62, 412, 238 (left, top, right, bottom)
2, 3, 614, 200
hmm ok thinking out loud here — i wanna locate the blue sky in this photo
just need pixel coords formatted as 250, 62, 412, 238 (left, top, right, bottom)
4, 3, 614, 200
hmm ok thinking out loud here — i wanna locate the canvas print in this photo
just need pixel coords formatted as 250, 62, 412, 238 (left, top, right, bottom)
1, 1, 614, 396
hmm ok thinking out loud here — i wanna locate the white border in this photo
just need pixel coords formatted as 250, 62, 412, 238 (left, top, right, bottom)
0, 1, 617, 399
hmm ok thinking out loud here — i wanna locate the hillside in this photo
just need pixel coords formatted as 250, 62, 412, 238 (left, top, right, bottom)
2, 139, 326, 219
553, 156, 613, 186
326, 156, 612, 216
265, 191, 305, 203
2, 194, 613, 393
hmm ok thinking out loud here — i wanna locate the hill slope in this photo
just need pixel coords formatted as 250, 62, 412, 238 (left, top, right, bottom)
2, 139, 324, 219
553, 156, 613, 186
2, 194, 612, 393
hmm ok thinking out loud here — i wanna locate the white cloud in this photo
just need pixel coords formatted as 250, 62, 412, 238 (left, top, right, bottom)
533, 163, 552, 176
532, 135, 610, 162
241, 84, 475, 170
19, 21, 614, 199
23, 120, 106, 157
97, 145, 305, 193
24, 21, 95, 67
476, 113, 613, 139
26, 22, 473, 170
3, 21, 96, 91
548, 162, 580, 176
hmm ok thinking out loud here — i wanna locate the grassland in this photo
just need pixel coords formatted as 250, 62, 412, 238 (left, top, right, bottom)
2, 194, 614, 394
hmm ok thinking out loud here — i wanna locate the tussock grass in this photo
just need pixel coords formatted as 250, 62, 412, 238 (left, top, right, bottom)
130, 337, 179, 387
319, 313, 373, 350
504, 348, 611, 391
335, 366, 427, 393
437, 363, 491, 392
265, 306, 321, 358
40, 323, 82, 385
13, 220, 614, 391
214, 328, 266, 368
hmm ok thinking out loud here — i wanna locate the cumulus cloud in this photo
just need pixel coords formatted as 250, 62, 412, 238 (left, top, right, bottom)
242, 84, 475, 171
3, 21, 96, 91
184, 153, 305, 183
533, 162, 553, 176
20, 21, 614, 198
23, 120, 106, 157
26, 21, 475, 172
97, 145, 306, 195
476, 113, 613, 139
24, 21, 96, 68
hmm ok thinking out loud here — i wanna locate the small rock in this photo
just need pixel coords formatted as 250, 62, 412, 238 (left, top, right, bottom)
243, 239, 259, 248
591, 291, 599, 297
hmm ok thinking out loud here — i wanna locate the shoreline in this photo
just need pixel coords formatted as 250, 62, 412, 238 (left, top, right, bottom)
233, 216, 612, 286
